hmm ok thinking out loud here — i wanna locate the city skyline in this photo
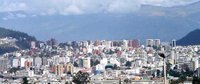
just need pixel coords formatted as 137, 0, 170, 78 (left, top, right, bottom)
1, 0, 200, 84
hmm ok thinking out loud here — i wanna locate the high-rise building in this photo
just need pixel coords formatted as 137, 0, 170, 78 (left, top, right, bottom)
25, 58, 33, 69
54, 64, 64, 75
193, 57, 199, 70
94, 40, 100, 46
0, 58, 8, 72
42, 57, 48, 66
153, 39, 161, 47
172, 40, 176, 47
128, 40, 133, 47
12, 58, 19, 68
122, 40, 128, 48
47, 38, 58, 47
79, 57, 91, 68
72, 41, 78, 48
31, 41, 36, 49
25, 61, 32, 69
146, 39, 160, 47
34, 56, 42, 68
146, 39, 154, 47
20, 57, 26, 67
64, 63, 74, 74
132, 39, 140, 48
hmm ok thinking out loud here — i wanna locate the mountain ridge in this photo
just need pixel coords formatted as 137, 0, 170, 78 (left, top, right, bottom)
177, 29, 200, 46
1, 1, 200, 42
0, 27, 37, 55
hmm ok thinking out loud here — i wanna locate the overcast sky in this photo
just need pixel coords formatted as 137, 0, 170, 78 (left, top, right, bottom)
0, 0, 199, 17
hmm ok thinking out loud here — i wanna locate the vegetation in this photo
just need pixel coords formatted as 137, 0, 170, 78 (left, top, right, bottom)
0, 27, 36, 55
169, 68, 194, 84
125, 61, 132, 68
9, 67, 20, 74
72, 71, 90, 84
22, 77, 29, 84
193, 76, 200, 84
124, 78, 132, 84
0, 45, 18, 54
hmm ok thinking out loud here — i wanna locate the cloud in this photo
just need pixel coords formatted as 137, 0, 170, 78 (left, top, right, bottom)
0, 0, 199, 17
141, 0, 200, 7
0, 1, 27, 12
151, 11, 166, 16
2, 13, 27, 20
107, 0, 140, 13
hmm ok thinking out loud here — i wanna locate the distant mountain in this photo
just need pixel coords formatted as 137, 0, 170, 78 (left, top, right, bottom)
0, 27, 36, 54
0, 2, 200, 42
177, 29, 200, 46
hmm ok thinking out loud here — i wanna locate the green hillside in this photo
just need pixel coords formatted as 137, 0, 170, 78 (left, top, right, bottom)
0, 27, 37, 54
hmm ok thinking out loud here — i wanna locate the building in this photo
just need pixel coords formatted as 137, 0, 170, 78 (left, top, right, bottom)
54, 64, 64, 75
172, 40, 176, 47
146, 39, 154, 47
59, 56, 70, 64
42, 57, 48, 66
153, 39, 160, 47
12, 58, 19, 67
132, 39, 140, 48
193, 57, 199, 70
25, 61, 33, 69
25, 57, 33, 69
127, 39, 140, 48
146, 39, 160, 47
34, 56, 42, 68
31, 41, 36, 49
28, 70, 34, 77
64, 63, 74, 74
20, 57, 26, 67
94, 40, 100, 46
0, 58, 8, 72
122, 40, 128, 48
47, 38, 58, 47
79, 57, 91, 68
194, 67, 200, 77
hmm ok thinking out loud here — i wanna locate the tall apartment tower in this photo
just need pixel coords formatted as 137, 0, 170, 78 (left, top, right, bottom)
146, 39, 154, 47
172, 40, 176, 47
153, 39, 161, 47
54, 64, 64, 75
0, 58, 8, 72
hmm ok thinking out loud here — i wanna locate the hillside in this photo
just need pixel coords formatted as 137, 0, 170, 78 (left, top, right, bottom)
0, 27, 36, 54
177, 29, 200, 46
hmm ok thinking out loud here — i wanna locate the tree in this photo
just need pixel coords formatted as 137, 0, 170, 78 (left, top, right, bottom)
23, 77, 28, 84
113, 64, 118, 70
193, 76, 200, 84
169, 69, 181, 77
166, 63, 172, 73
124, 78, 132, 84
170, 79, 179, 84
156, 70, 160, 77
73, 62, 79, 67
9, 67, 19, 74
72, 71, 90, 84
105, 65, 114, 70
125, 61, 132, 68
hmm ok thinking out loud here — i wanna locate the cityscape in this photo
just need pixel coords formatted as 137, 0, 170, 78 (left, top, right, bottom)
1, 0, 200, 84
0, 37, 200, 84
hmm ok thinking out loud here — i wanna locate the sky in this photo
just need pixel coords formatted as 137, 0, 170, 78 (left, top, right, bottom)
0, 0, 199, 20
0, 0, 200, 42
